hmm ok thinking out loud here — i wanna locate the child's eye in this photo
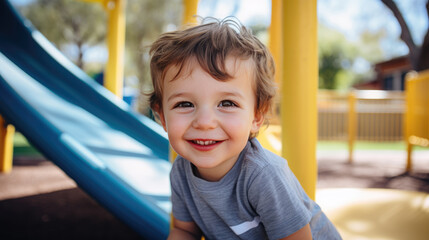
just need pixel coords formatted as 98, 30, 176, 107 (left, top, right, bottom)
218, 100, 237, 108
174, 101, 194, 108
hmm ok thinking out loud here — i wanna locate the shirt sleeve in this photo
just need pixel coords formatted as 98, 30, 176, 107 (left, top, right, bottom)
170, 159, 193, 222
248, 162, 312, 240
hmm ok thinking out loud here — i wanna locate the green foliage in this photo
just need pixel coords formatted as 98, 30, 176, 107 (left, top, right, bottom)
17, 0, 182, 114
18, 0, 106, 69
358, 29, 387, 63
318, 24, 357, 89
124, 0, 182, 113
124, 0, 182, 89
318, 23, 386, 90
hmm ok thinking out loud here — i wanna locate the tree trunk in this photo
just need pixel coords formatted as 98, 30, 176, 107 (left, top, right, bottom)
416, 1, 429, 71
76, 41, 84, 69
381, 0, 429, 71
381, 0, 419, 69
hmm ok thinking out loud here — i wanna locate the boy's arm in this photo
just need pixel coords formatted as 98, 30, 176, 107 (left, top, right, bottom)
279, 224, 312, 240
168, 217, 202, 240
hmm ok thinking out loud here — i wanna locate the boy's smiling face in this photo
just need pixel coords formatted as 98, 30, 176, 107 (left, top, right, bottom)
159, 56, 264, 181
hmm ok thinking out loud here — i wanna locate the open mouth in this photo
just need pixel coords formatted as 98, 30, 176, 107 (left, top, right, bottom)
187, 139, 223, 151
191, 140, 219, 146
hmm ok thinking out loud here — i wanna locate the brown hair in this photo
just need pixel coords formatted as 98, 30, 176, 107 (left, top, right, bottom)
149, 17, 276, 133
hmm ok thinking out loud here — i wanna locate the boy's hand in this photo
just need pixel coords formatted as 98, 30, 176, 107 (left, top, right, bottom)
279, 224, 312, 240
168, 218, 202, 240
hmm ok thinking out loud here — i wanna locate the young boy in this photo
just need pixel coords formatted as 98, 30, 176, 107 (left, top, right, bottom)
149, 18, 341, 240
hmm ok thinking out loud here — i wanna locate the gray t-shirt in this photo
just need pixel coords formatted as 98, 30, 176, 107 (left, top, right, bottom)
170, 138, 341, 240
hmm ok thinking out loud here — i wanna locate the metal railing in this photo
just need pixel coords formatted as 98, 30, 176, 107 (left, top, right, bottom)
260, 90, 407, 162
318, 90, 406, 162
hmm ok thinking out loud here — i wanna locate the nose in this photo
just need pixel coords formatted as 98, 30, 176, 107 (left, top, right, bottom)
192, 106, 217, 130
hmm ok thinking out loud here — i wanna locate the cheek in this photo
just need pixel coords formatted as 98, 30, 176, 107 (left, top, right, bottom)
222, 114, 253, 134
165, 114, 188, 136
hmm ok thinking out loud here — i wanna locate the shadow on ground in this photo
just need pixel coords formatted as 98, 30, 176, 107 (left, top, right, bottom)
317, 155, 429, 193
0, 188, 142, 240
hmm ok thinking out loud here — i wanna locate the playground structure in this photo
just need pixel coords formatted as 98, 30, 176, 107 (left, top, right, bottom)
319, 90, 406, 162
260, 90, 407, 156
0, 1, 170, 239
0, 0, 428, 239
405, 70, 429, 171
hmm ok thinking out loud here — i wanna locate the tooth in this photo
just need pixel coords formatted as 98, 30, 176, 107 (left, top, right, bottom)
194, 140, 216, 145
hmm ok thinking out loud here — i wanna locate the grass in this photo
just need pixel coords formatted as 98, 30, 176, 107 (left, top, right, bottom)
13, 132, 42, 157
317, 141, 428, 151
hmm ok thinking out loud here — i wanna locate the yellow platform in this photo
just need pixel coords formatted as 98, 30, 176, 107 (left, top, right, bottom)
317, 188, 429, 240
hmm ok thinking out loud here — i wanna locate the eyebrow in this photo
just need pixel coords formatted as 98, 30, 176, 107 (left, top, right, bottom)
219, 90, 245, 100
167, 92, 188, 102
166, 90, 245, 102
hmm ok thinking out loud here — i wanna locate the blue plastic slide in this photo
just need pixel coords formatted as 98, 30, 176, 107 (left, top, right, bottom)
0, 1, 171, 239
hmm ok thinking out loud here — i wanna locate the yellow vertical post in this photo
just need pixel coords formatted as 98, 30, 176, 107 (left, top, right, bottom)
269, 0, 282, 88
182, 0, 199, 25
0, 115, 15, 173
406, 141, 412, 171
404, 73, 414, 171
258, 0, 282, 152
104, 0, 126, 99
348, 92, 356, 163
281, 0, 318, 200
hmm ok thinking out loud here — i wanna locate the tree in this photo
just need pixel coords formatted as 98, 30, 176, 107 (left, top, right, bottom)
124, 0, 181, 113
381, 0, 429, 71
318, 24, 360, 89
19, 0, 106, 70
18, 0, 183, 114
125, 0, 181, 80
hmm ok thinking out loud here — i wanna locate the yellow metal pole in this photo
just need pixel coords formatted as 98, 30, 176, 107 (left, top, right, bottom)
281, 0, 318, 200
405, 73, 414, 171
258, 0, 282, 150
104, 0, 126, 98
348, 92, 356, 163
269, 0, 282, 88
182, 0, 199, 25
406, 141, 412, 171
0, 115, 15, 173
81, 0, 126, 98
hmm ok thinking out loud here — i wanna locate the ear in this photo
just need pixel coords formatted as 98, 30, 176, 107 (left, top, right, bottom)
155, 108, 168, 132
251, 112, 265, 134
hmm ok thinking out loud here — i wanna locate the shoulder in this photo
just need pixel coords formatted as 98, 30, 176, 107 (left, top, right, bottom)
243, 141, 313, 238
237, 139, 298, 202
244, 139, 308, 202
170, 156, 191, 189
171, 156, 188, 175
241, 138, 289, 179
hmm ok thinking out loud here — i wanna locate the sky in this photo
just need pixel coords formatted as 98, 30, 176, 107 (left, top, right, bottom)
318, 0, 428, 58
198, 0, 429, 60
319, 0, 427, 43
198, 0, 271, 26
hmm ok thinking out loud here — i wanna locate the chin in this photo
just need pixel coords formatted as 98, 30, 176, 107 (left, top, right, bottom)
188, 158, 220, 169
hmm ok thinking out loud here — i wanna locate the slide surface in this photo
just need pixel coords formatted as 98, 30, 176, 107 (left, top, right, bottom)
0, 1, 171, 239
